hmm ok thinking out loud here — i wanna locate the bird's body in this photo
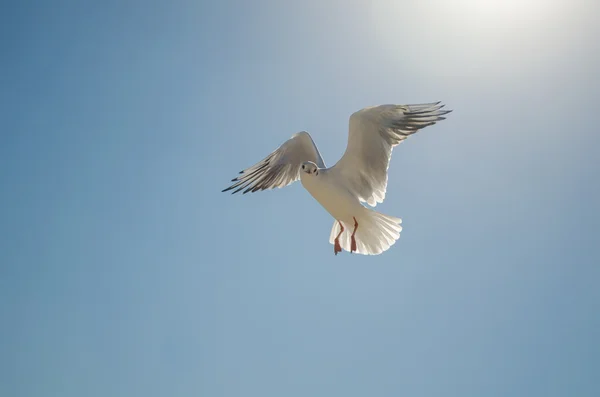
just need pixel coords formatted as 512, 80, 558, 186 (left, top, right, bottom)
300, 167, 357, 223
300, 163, 403, 255
222, 102, 451, 255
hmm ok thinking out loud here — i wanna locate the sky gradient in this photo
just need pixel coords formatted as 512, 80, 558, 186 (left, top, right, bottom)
2, 1, 599, 396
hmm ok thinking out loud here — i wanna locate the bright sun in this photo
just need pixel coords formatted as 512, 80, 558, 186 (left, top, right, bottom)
371, 0, 561, 34
369, 0, 566, 75
458, 0, 548, 20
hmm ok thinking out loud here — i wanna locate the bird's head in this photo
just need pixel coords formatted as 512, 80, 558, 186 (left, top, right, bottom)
301, 161, 319, 176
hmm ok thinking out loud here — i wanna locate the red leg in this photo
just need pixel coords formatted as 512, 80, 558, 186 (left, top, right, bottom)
350, 217, 358, 253
334, 221, 344, 255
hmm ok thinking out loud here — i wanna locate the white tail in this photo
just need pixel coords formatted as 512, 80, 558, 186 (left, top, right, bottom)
328, 208, 402, 255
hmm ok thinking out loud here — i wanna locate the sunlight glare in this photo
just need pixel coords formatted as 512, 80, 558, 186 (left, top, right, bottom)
369, 0, 569, 78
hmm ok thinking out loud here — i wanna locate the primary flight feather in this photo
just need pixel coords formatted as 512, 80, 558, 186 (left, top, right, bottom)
222, 102, 452, 255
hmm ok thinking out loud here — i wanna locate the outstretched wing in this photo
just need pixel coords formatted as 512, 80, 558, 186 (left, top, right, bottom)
222, 131, 325, 195
331, 102, 451, 207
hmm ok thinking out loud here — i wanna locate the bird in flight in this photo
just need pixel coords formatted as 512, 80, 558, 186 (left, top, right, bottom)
223, 102, 451, 255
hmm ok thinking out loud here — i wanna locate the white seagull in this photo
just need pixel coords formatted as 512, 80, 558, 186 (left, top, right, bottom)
223, 102, 451, 255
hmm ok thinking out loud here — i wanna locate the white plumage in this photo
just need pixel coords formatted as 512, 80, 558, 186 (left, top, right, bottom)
223, 102, 451, 255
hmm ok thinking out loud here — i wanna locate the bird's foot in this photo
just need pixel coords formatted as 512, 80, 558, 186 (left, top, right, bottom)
350, 217, 358, 254
334, 239, 342, 256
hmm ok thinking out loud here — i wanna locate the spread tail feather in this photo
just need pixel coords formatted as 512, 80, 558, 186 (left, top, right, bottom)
329, 209, 402, 255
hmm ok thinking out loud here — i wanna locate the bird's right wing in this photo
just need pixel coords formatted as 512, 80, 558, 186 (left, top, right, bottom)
222, 131, 325, 195
331, 102, 451, 206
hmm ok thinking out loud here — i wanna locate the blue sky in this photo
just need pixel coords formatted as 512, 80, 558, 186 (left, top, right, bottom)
1, 0, 599, 396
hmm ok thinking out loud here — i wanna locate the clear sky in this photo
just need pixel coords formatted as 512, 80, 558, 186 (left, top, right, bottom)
2, 0, 599, 396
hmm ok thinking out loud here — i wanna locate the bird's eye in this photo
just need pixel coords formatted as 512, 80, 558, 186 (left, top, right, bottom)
302, 165, 305, 169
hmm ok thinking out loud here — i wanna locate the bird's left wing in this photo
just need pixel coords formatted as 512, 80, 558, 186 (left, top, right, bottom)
330, 102, 451, 207
222, 131, 325, 195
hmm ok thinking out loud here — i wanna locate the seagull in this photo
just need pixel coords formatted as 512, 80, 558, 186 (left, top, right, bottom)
222, 102, 451, 255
